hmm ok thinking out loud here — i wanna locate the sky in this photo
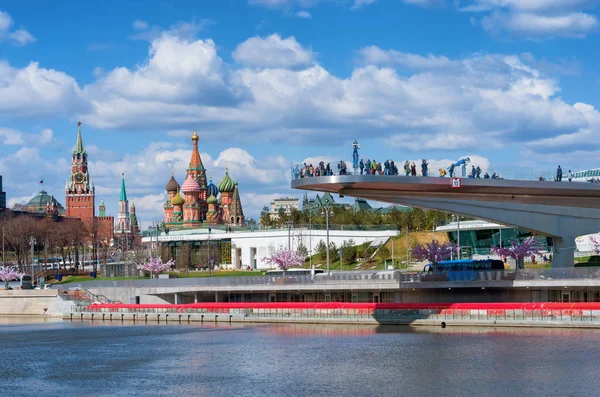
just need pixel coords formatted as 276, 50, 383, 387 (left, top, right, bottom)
1, 0, 600, 228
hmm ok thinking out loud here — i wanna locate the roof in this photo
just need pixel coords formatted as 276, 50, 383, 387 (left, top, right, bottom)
218, 170, 235, 193
171, 191, 185, 206
24, 191, 66, 214
166, 175, 179, 192
73, 125, 86, 155
188, 131, 204, 171
181, 174, 201, 193
120, 176, 127, 201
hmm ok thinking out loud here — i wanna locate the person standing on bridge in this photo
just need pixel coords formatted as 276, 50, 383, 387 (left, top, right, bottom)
404, 161, 410, 176
421, 159, 429, 177
568, 170, 573, 182
410, 162, 417, 176
359, 159, 364, 175
448, 163, 455, 178
556, 165, 563, 182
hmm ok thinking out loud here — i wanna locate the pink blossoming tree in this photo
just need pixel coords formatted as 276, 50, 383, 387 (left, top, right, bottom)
263, 248, 305, 272
0, 267, 24, 289
411, 240, 457, 271
136, 256, 176, 279
589, 235, 600, 255
491, 237, 541, 269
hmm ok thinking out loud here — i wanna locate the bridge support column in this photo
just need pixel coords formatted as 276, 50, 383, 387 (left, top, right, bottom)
552, 235, 576, 268
194, 293, 198, 303
174, 293, 180, 304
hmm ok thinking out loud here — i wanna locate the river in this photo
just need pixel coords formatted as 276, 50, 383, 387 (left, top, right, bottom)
0, 318, 598, 396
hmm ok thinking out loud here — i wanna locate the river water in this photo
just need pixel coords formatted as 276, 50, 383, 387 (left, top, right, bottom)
0, 318, 598, 397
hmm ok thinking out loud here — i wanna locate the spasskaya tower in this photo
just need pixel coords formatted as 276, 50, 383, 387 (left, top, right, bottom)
65, 122, 95, 218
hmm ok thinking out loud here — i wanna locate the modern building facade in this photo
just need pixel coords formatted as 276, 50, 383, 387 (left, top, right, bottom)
269, 197, 299, 219
143, 227, 397, 270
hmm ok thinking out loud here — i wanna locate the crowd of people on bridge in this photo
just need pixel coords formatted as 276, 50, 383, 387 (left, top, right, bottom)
294, 158, 495, 179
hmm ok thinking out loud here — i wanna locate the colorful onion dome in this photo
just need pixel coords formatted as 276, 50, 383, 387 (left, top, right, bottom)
166, 174, 179, 192
207, 193, 217, 205
218, 169, 235, 193
181, 174, 201, 193
171, 191, 185, 206
207, 177, 219, 198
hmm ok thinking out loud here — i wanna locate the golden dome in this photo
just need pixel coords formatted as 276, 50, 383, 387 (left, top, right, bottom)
171, 191, 185, 206
191, 130, 199, 141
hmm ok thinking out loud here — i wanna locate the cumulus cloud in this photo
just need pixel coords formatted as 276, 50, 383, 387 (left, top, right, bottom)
358, 46, 458, 69
463, 0, 599, 39
0, 10, 36, 46
233, 34, 315, 69
0, 61, 84, 117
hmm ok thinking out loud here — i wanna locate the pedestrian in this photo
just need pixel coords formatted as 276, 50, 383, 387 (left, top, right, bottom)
439, 168, 446, 177
404, 161, 410, 176
384, 160, 390, 175
390, 160, 396, 175
483, 172, 490, 179
410, 162, 417, 176
371, 160, 377, 175
359, 159, 364, 175
421, 159, 428, 177
471, 165, 477, 178
448, 163, 455, 178
567, 170, 573, 182
556, 165, 562, 182
476, 166, 482, 179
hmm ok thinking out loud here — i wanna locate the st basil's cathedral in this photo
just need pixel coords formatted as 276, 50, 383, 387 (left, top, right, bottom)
164, 131, 244, 228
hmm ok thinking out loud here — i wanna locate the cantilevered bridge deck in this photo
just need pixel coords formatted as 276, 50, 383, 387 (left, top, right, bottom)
292, 175, 600, 267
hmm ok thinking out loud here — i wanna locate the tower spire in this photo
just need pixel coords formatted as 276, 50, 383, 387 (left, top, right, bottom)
120, 173, 127, 201
74, 121, 85, 154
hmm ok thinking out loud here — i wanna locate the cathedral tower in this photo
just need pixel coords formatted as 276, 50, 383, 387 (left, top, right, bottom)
187, 131, 208, 219
116, 174, 130, 232
66, 122, 95, 218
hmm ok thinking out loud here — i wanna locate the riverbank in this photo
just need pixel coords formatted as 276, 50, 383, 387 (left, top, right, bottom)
0, 290, 66, 317
64, 310, 600, 329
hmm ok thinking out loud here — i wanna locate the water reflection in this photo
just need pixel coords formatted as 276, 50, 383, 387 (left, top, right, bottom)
1, 319, 600, 397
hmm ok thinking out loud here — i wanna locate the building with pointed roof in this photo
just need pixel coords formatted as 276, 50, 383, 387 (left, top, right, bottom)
163, 131, 245, 229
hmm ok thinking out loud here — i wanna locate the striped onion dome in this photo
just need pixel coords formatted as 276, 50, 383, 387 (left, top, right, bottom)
171, 191, 185, 206
218, 170, 235, 193
181, 174, 201, 193
207, 177, 219, 198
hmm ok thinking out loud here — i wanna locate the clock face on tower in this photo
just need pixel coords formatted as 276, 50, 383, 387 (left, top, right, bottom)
74, 172, 85, 183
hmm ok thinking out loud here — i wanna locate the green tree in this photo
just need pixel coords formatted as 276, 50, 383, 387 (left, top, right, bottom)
315, 240, 327, 261
376, 245, 390, 263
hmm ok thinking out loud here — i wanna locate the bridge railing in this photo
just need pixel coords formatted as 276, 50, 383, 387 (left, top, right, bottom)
291, 166, 574, 182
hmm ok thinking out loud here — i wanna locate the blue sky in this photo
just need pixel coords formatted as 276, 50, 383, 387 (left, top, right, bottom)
1, 0, 600, 226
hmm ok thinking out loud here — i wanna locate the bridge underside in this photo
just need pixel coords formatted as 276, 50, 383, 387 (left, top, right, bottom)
292, 176, 600, 268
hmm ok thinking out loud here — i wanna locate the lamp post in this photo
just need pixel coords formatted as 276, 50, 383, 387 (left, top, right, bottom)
29, 237, 35, 279
321, 206, 334, 276
308, 205, 313, 269
2, 226, 5, 268
285, 221, 293, 250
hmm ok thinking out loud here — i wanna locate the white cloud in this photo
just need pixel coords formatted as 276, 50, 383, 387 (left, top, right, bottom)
0, 127, 54, 146
8, 28, 35, 46
0, 61, 84, 117
482, 11, 597, 38
295, 10, 312, 18
359, 46, 458, 69
352, 0, 377, 9
233, 34, 315, 69
132, 19, 149, 30
0, 10, 36, 46
463, 1, 599, 39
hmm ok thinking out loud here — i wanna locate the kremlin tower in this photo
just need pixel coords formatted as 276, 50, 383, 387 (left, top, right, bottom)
65, 122, 95, 218
163, 131, 245, 229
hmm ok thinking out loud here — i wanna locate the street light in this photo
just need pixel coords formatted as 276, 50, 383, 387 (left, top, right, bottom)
321, 206, 334, 276
285, 221, 293, 250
